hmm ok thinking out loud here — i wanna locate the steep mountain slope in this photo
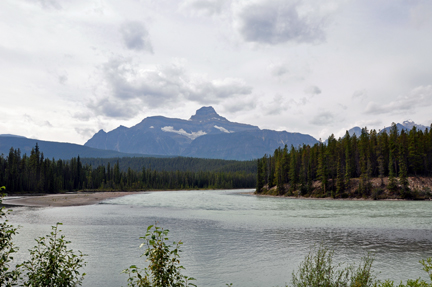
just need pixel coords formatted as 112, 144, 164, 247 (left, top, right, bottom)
182, 129, 318, 160
85, 106, 319, 160
0, 136, 160, 159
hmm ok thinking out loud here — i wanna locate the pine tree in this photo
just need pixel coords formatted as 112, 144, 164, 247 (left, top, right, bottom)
317, 143, 327, 196
288, 146, 297, 194
398, 144, 410, 197
335, 154, 344, 198
299, 147, 308, 196
344, 137, 351, 188
388, 150, 397, 192
408, 126, 422, 175
256, 159, 263, 193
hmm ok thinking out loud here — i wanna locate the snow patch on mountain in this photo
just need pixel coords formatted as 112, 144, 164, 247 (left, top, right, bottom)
214, 125, 233, 133
161, 126, 206, 140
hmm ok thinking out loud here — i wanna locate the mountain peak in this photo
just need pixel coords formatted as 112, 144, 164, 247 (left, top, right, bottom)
402, 120, 416, 129
189, 106, 227, 122
196, 106, 217, 116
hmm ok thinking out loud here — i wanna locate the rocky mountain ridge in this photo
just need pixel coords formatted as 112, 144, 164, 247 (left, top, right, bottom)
84, 106, 318, 160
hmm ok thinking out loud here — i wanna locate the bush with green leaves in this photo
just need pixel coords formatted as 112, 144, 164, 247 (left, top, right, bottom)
0, 186, 21, 286
290, 245, 376, 287
290, 245, 432, 287
123, 224, 196, 287
378, 258, 432, 287
20, 222, 87, 287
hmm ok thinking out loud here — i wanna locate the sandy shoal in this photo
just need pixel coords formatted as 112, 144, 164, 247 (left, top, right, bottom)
2, 191, 141, 207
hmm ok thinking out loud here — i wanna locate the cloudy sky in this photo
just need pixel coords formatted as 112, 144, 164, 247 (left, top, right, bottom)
1, 0, 432, 144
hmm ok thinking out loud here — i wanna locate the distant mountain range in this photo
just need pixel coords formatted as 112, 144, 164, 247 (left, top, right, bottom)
84, 106, 319, 160
347, 120, 430, 137
1, 109, 430, 161
0, 136, 164, 160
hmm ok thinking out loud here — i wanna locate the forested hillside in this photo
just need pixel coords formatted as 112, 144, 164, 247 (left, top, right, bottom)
0, 144, 256, 193
257, 123, 432, 199
80, 157, 257, 173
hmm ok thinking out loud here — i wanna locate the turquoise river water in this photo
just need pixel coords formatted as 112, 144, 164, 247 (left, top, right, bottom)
6, 189, 432, 286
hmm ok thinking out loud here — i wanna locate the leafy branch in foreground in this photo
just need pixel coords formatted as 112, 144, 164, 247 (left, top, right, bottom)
20, 223, 87, 287
123, 224, 196, 287
0, 186, 21, 286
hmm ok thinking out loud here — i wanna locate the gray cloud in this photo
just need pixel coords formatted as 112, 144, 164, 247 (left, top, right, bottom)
270, 64, 289, 77
264, 94, 289, 115
89, 58, 253, 119
87, 98, 142, 119
181, 0, 226, 16
338, 103, 348, 110
223, 99, 256, 113
75, 127, 97, 139
24, 114, 33, 123
305, 85, 321, 95
310, 111, 334, 126
73, 111, 92, 121
236, 0, 326, 45
352, 89, 367, 100
33, 0, 62, 10
120, 21, 153, 53
364, 85, 432, 115
58, 74, 67, 85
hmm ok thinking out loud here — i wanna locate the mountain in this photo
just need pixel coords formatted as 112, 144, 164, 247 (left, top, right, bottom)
344, 121, 430, 138
380, 120, 429, 134
85, 106, 319, 160
347, 127, 362, 137
0, 134, 27, 138
0, 136, 164, 159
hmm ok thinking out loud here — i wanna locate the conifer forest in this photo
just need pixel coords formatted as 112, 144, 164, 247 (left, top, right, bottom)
256, 124, 432, 199
0, 144, 256, 193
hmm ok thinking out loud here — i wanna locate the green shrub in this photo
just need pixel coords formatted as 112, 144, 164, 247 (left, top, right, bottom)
0, 187, 21, 286
21, 223, 87, 287
123, 224, 196, 287
290, 245, 376, 287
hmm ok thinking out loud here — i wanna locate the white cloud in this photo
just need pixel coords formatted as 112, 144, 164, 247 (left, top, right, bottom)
304, 85, 321, 95
222, 97, 256, 113
270, 64, 289, 77
310, 111, 334, 126
233, 0, 333, 45
180, 0, 227, 16
1, 0, 432, 145
352, 90, 367, 100
364, 85, 432, 115
32, 0, 62, 10
88, 58, 253, 119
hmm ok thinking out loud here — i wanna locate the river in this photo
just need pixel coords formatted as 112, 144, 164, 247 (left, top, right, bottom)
7, 189, 432, 286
